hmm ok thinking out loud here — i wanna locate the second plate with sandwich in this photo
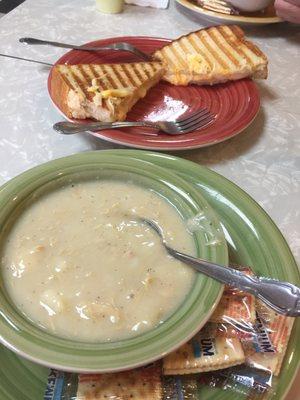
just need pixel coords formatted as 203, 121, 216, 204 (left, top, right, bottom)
48, 27, 264, 151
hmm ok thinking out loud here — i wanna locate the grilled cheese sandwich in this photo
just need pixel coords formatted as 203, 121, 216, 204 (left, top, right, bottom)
51, 62, 164, 121
153, 25, 268, 86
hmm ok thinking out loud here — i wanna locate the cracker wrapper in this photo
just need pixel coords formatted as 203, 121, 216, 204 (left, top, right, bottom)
43, 288, 295, 400
209, 268, 256, 325
199, 365, 275, 397
163, 332, 245, 375
44, 365, 163, 400
244, 302, 295, 376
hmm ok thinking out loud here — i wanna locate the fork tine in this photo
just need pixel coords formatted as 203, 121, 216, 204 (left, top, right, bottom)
175, 111, 211, 128
179, 115, 215, 133
176, 108, 210, 125
178, 111, 214, 129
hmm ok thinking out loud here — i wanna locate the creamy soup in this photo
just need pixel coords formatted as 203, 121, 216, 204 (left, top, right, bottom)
2, 180, 195, 342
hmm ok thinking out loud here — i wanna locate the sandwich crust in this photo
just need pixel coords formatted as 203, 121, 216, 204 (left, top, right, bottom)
50, 65, 74, 119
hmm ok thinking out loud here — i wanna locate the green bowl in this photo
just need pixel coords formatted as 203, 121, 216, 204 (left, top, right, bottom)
0, 151, 228, 372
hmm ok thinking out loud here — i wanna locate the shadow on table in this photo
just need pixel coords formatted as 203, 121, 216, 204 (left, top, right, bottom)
176, 106, 266, 166
258, 81, 279, 101
81, 134, 127, 151
244, 25, 300, 43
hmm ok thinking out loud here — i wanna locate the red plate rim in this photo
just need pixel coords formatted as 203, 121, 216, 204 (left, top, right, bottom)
48, 36, 261, 151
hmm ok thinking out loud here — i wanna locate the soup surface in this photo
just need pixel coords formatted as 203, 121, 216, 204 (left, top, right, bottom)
2, 180, 195, 342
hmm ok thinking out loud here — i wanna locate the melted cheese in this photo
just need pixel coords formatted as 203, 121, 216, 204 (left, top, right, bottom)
100, 88, 133, 99
187, 54, 211, 74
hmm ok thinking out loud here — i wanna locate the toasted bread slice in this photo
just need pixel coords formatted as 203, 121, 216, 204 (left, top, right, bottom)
51, 62, 164, 121
153, 25, 268, 86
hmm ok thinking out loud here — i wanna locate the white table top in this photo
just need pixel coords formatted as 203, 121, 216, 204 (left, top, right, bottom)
0, 1, 299, 252
0, 0, 299, 396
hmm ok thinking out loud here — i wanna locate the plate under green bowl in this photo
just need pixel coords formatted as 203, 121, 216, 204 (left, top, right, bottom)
0, 150, 299, 400
0, 152, 227, 373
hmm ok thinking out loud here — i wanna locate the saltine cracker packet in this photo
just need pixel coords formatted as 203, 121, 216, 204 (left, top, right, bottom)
163, 332, 245, 375
44, 365, 163, 400
244, 302, 295, 376
209, 267, 256, 325
77, 365, 162, 399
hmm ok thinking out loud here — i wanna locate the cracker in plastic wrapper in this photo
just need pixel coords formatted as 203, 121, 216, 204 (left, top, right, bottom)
209, 320, 256, 341
241, 313, 276, 357
245, 301, 295, 376
199, 365, 274, 397
209, 268, 256, 325
163, 375, 200, 400
256, 301, 295, 353
77, 365, 162, 399
163, 332, 245, 375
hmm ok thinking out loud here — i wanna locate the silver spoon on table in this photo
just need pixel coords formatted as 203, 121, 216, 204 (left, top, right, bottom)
142, 218, 300, 317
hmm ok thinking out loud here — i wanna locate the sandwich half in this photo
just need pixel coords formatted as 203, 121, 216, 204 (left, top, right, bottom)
153, 25, 268, 86
51, 62, 164, 121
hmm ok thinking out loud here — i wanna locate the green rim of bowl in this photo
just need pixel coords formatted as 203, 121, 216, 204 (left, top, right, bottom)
0, 151, 228, 372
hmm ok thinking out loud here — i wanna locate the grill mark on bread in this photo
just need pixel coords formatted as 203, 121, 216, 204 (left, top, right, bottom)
138, 63, 151, 81
77, 65, 96, 99
243, 38, 267, 61
197, 31, 228, 70
116, 64, 133, 87
144, 63, 158, 79
82, 64, 98, 82
171, 42, 189, 69
132, 64, 145, 83
212, 29, 241, 67
142, 64, 151, 79
115, 64, 134, 87
192, 33, 222, 70
188, 34, 213, 70
60, 68, 77, 91
56, 66, 77, 91
102, 65, 124, 88
70, 65, 87, 85
100, 70, 116, 89
93, 64, 116, 89
208, 29, 240, 68
68, 66, 87, 94
93, 65, 111, 90
161, 47, 181, 68
230, 25, 244, 39
123, 64, 142, 86
88, 64, 100, 83
220, 26, 254, 67
77, 65, 90, 85
180, 36, 197, 56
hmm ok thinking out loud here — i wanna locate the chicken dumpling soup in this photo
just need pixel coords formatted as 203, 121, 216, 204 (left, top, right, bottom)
2, 179, 196, 342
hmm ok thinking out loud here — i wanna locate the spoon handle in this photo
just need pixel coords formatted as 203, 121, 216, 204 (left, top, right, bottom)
53, 121, 159, 135
166, 246, 300, 317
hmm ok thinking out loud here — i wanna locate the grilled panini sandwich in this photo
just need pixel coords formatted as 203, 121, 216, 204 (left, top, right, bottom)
51, 62, 164, 121
153, 25, 268, 86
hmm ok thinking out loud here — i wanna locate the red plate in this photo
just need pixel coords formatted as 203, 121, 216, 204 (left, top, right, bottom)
48, 36, 260, 151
